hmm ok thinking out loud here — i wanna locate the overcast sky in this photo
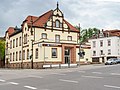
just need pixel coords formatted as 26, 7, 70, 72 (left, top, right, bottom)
0, 0, 120, 37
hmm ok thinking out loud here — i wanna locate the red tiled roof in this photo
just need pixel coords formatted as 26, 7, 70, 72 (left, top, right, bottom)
23, 10, 79, 32
63, 19, 79, 32
33, 10, 53, 27
104, 30, 120, 36
6, 27, 15, 36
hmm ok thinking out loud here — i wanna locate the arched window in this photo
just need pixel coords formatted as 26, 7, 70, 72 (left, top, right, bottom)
55, 20, 60, 28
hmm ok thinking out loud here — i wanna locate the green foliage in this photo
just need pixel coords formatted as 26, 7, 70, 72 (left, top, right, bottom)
0, 40, 5, 60
75, 26, 100, 43
80, 28, 100, 43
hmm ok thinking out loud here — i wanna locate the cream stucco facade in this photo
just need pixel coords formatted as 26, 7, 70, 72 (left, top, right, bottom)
5, 4, 91, 69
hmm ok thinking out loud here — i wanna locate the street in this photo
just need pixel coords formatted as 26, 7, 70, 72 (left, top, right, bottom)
0, 64, 120, 90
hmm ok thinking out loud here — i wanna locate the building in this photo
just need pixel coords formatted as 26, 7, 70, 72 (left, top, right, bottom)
5, 3, 82, 69
89, 30, 120, 63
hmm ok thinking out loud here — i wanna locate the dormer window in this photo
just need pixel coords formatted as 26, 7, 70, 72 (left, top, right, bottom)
55, 20, 60, 28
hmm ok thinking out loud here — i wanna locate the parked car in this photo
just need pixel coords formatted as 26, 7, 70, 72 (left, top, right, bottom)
116, 58, 120, 64
105, 58, 117, 65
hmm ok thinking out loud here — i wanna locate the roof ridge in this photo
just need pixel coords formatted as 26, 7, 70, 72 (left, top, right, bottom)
33, 10, 53, 24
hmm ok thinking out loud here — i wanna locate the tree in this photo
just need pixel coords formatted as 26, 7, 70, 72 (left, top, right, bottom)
75, 26, 100, 43
0, 39, 5, 60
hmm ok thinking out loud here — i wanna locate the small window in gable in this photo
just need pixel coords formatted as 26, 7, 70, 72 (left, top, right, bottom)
42, 33, 47, 39
55, 20, 60, 28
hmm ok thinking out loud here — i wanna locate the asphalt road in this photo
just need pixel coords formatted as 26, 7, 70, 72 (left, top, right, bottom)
0, 64, 120, 90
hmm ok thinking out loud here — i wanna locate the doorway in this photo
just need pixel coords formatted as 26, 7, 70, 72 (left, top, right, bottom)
64, 48, 71, 64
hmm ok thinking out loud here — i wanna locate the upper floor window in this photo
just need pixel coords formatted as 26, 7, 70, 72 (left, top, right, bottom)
93, 51, 96, 56
35, 48, 38, 59
108, 49, 111, 55
108, 39, 111, 46
41, 33, 47, 39
67, 36, 72, 41
13, 39, 15, 48
55, 20, 60, 28
93, 41, 96, 48
100, 40, 103, 47
10, 40, 12, 49
16, 38, 18, 47
24, 34, 27, 44
55, 35, 60, 42
19, 37, 21, 46
100, 50, 103, 55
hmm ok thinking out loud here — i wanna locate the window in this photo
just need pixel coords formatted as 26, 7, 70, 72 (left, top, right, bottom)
108, 39, 111, 46
23, 50, 25, 60
100, 40, 103, 47
10, 53, 12, 61
13, 52, 15, 61
16, 38, 18, 47
35, 48, 38, 59
16, 52, 18, 61
10, 40, 12, 49
67, 36, 72, 41
100, 50, 103, 55
52, 48, 57, 58
24, 34, 27, 44
13, 39, 15, 48
6, 42, 8, 49
19, 37, 21, 46
27, 49, 29, 59
55, 35, 60, 42
93, 51, 96, 56
108, 49, 111, 55
93, 41, 96, 48
42, 33, 47, 39
19, 51, 21, 60
55, 20, 60, 28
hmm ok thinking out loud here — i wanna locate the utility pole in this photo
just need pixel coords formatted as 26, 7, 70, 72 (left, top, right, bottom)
30, 16, 34, 69
78, 23, 81, 67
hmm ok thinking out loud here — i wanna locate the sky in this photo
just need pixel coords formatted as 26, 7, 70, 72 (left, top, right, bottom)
0, 0, 120, 37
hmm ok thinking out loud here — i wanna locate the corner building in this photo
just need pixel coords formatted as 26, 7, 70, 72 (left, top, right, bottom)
5, 4, 80, 69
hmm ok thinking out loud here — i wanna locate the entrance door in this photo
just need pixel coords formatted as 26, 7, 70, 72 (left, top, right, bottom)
64, 48, 70, 64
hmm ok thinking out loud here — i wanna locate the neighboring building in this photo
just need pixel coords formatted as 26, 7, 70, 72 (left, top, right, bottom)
89, 30, 120, 63
5, 3, 81, 69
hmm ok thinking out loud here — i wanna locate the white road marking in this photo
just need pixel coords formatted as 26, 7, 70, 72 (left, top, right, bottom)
104, 85, 120, 89
0, 79, 5, 82
82, 75, 103, 79
9, 82, 19, 85
111, 73, 120, 76
59, 79, 78, 83
24, 86, 37, 89
78, 71, 85, 73
51, 73, 66, 75
92, 72, 102, 74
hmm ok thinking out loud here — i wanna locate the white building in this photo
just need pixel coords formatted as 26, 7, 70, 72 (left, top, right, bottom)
89, 30, 120, 63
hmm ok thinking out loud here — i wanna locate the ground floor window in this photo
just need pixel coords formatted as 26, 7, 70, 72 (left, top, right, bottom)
35, 48, 38, 59
52, 48, 57, 58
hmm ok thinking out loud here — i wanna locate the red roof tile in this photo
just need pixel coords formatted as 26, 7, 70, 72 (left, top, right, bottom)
23, 10, 79, 32
33, 10, 53, 27
64, 19, 79, 32
7, 27, 15, 36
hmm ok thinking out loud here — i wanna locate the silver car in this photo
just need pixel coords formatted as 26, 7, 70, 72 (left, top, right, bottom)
105, 58, 117, 65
